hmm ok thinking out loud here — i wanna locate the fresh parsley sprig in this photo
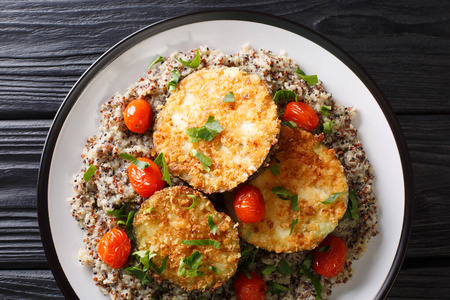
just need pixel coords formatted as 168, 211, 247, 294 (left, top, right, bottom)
267, 157, 281, 177
186, 116, 223, 143
177, 49, 201, 69
178, 251, 204, 277
271, 186, 300, 212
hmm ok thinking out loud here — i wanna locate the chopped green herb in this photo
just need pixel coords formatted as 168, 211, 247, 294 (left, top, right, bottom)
186, 116, 223, 143
300, 254, 323, 300
83, 164, 97, 181
267, 281, 289, 294
267, 157, 281, 176
296, 67, 319, 86
153, 152, 172, 186
320, 105, 332, 116
238, 246, 258, 279
181, 239, 220, 249
125, 210, 135, 240
273, 90, 297, 104
321, 120, 335, 134
277, 109, 285, 116
149, 55, 164, 69
184, 195, 197, 209
149, 256, 168, 275
290, 218, 299, 236
343, 189, 360, 221
177, 48, 201, 68
277, 258, 295, 275
271, 186, 300, 212
281, 120, 298, 128
145, 207, 153, 214
167, 69, 181, 92
223, 91, 235, 103
208, 215, 217, 235
208, 265, 220, 275
190, 149, 212, 172
178, 251, 204, 277
125, 250, 161, 284
322, 192, 342, 204
319, 245, 331, 252
125, 265, 151, 284
119, 153, 149, 170
106, 205, 128, 221
261, 264, 276, 276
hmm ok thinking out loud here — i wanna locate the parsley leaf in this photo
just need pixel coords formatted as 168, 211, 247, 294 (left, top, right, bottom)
125, 210, 135, 240
273, 90, 297, 104
106, 205, 128, 221
290, 218, 299, 236
261, 264, 276, 276
277, 258, 295, 275
149, 56, 164, 69
177, 49, 201, 68
119, 153, 149, 170
190, 149, 212, 172
167, 69, 181, 92
125, 250, 167, 283
83, 164, 97, 181
281, 120, 298, 128
181, 239, 220, 249
208, 265, 220, 275
300, 254, 323, 300
267, 157, 281, 176
320, 105, 332, 116
186, 116, 223, 143
267, 282, 289, 294
178, 251, 204, 277
238, 246, 258, 279
296, 67, 319, 86
322, 192, 342, 204
343, 189, 359, 221
321, 120, 335, 134
223, 91, 235, 102
208, 215, 217, 235
149, 256, 168, 275
153, 152, 172, 186
271, 186, 300, 212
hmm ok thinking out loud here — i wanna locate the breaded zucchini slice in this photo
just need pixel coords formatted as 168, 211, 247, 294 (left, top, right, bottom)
232, 127, 348, 253
133, 186, 240, 291
153, 67, 280, 194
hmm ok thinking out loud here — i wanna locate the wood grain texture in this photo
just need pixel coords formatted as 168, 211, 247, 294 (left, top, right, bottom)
0, 0, 448, 299
0, 0, 448, 119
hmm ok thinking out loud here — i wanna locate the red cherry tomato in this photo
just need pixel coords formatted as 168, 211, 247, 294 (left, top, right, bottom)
283, 101, 319, 132
128, 157, 165, 198
97, 228, 131, 269
313, 235, 347, 277
124, 99, 153, 134
234, 185, 265, 223
234, 271, 267, 300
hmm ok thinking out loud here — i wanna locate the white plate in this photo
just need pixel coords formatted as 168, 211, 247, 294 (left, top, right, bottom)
38, 11, 413, 300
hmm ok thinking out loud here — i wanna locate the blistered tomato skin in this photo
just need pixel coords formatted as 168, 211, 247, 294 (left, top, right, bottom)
313, 235, 347, 277
234, 271, 267, 300
124, 99, 153, 134
97, 228, 131, 269
234, 185, 265, 223
128, 158, 165, 198
284, 101, 319, 132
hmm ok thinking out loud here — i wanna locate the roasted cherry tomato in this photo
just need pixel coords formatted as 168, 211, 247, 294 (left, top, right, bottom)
128, 157, 165, 198
283, 101, 319, 132
234, 271, 267, 300
97, 228, 131, 269
124, 99, 153, 134
313, 235, 347, 277
234, 185, 265, 223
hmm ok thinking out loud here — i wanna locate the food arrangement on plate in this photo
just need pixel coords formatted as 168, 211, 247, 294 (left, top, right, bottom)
70, 45, 378, 299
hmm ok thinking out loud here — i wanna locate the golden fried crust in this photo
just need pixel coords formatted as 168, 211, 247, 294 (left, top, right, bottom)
237, 127, 348, 253
153, 67, 280, 194
133, 186, 240, 291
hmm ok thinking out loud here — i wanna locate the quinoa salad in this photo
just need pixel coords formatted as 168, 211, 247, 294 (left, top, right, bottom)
70, 45, 378, 299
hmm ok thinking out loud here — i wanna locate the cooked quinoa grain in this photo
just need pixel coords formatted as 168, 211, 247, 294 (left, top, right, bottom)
70, 45, 378, 299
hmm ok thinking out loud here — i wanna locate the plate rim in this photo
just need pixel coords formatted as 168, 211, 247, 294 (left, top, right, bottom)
37, 9, 414, 300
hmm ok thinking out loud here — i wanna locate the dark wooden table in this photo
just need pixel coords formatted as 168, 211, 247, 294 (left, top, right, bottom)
1, 1, 448, 299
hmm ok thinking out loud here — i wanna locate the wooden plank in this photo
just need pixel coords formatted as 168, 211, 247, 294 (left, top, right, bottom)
0, 269, 63, 299
0, 1, 448, 119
